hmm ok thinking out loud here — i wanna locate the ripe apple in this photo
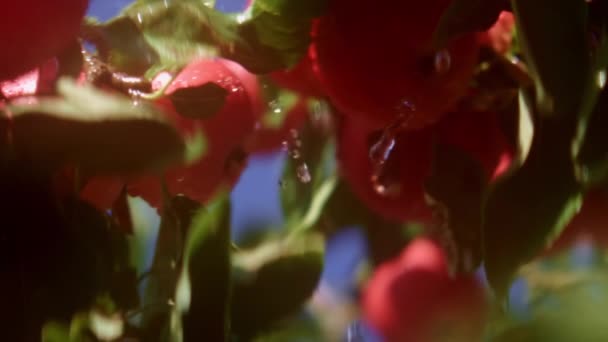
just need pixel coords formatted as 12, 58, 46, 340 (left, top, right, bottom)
311, 0, 480, 129
337, 110, 511, 223
0, 59, 59, 100
127, 58, 260, 208
363, 238, 487, 342
270, 48, 325, 99
0, 1, 88, 80
481, 11, 516, 55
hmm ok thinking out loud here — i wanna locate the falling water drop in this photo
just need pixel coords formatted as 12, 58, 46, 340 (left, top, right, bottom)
345, 321, 364, 342
296, 163, 312, 184
367, 113, 415, 198
289, 149, 301, 160
371, 169, 402, 198
434, 49, 452, 75
369, 136, 395, 167
281, 128, 312, 184
268, 99, 283, 115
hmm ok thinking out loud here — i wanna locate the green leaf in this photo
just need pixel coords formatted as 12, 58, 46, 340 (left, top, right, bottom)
261, 88, 299, 129
221, 2, 316, 72
42, 322, 72, 342
573, 30, 608, 187
172, 195, 232, 342
88, 309, 124, 342
433, 0, 510, 48
493, 271, 608, 341
221, 21, 286, 74
8, 78, 186, 174
512, 0, 589, 116
576, 87, 608, 187
425, 142, 487, 272
97, 16, 160, 75
170, 82, 228, 119
251, 317, 322, 342
249, 9, 312, 68
254, 0, 328, 19
231, 251, 323, 340
515, 89, 534, 165
483, 120, 583, 297
141, 195, 201, 335
280, 102, 336, 232
124, 0, 238, 69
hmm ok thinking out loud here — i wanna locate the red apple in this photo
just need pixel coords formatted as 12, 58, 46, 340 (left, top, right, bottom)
270, 48, 325, 99
127, 58, 260, 209
481, 11, 515, 55
337, 110, 511, 223
363, 238, 487, 342
311, 0, 480, 129
0, 59, 59, 100
0, 1, 88, 80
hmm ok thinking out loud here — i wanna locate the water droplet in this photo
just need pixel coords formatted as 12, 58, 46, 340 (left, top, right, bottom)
394, 100, 416, 121
369, 136, 395, 167
346, 321, 364, 342
296, 163, 311, 183
289, 149, 301, 160
311, 99, 330, 119
367, 115, 411, 197
434, 49, 451, 75
289, 128, 299, 139
597, 69, 606, 89
371, 169, 401, 197
268, 99, 282, 114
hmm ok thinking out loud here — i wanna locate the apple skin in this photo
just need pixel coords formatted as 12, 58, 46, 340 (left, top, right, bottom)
270, 48, 325, 99
362, 238, 488, 342
126, 58, 261, 209
337, 110, 512, 223
0, 1, 88, 80
311, 0, 481, 130
481, 11, 516, 55
0, 59, 59, 100
75, 58, 261, 211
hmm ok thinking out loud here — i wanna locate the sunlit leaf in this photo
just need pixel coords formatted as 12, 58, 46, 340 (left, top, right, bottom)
172, 194, 232, 341
8, 78, 185, 173
512, 0, 589, 116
